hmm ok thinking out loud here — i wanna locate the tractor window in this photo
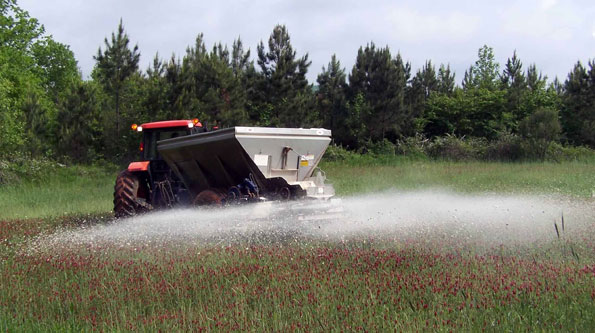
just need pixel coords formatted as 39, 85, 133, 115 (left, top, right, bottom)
142, 128, 189, 160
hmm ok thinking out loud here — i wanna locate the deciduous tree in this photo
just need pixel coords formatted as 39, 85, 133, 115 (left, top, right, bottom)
472, 45, 500, 90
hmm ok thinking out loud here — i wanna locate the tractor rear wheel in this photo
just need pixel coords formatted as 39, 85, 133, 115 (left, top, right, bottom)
113, 170, 147, 218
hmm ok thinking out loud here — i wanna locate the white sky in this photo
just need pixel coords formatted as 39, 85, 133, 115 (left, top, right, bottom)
19, 0, 595, 84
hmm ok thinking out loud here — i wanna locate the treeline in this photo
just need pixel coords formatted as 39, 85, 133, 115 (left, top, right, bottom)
1, 0, 595, 164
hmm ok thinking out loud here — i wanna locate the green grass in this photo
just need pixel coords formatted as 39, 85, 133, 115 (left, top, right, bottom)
0, 164, 118, 220
321, 157, 595, 198
0, 157, 594, 331
1, 241, 594, 331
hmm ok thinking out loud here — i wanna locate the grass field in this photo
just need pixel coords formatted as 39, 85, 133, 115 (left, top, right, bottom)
1, 159, 594, 331
0, 164, 117, 220
2, 240, 595, 331
321, 157, 595, 198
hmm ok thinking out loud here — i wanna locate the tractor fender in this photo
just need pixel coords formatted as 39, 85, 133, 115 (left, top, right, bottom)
127, 161, 150, 172
124, 162, 152, 205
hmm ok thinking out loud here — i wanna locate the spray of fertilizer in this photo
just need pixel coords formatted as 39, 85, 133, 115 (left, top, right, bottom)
25, 190, 595, 253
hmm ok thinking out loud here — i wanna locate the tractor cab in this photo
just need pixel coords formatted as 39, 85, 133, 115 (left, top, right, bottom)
132, 119, 205, 161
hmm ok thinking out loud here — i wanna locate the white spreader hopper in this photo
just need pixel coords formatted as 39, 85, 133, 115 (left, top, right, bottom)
157, 127, 335, 201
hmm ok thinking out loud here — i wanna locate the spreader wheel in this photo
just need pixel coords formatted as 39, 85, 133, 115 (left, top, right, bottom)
113, 170, 147, 218
193, 189, 225, 206
279, 187, 291, 200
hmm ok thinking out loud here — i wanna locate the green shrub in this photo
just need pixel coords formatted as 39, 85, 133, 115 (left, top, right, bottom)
0, 153, 61, 185
427, 135, 486, 160
323, 144, 357, 161
486, 133, 525, 161
367, 138, 396, 156
519, 108, 562, 160
0, 160, 18, 185
396, 134, 429, 159
546, 143, 595, 162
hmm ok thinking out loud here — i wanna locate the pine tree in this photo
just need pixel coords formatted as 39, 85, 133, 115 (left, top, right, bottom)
518, 63, 560, 136
348, 43, 410, 141
551, 77, 564, 95
501, 51, 527, 127
229, 37, 260, 125
163, 55, 184, 119
316, 54, 347, 141
561, 61, 595, 147
166, 34, 207, 120
462, 66, 475, 90
407, 60, 438, 134
56, 81, 102, 162
231, 37, 251, 77
255, 25, 314, 127
157, 34, 252, 127
437, 64, 455, 95
93, 19, 140, 136
415, 61, 438, 98
526, 64, 546, 92
143, 53, 168, 120
196, 43, 249, 127
501, 51, 525, 89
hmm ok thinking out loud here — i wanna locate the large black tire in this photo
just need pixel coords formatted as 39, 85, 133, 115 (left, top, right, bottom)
113, 170, 146, 218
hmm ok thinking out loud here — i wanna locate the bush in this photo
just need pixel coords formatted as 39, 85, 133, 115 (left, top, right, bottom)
323, 144, 357, 161
0, 153, 61, 185
519, 108, 562, 160
367, 139, 396, 156
0, 160, 18, 185
486, 133, 526, 161
396, 134, 429, 159
427, 135, 486, 160
546, 143, 595, 162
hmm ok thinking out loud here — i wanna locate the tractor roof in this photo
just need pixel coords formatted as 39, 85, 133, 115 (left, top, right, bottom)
141, 120, 195, 130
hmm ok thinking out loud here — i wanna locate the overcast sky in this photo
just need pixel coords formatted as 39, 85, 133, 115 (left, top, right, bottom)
19, 0, 595, 84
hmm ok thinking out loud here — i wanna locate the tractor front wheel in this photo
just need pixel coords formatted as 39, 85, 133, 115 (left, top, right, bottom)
113, 170, 148, 218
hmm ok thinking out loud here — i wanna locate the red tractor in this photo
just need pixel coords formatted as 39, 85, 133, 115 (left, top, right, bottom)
114, 120, 335, 218
113, 119, 207, 217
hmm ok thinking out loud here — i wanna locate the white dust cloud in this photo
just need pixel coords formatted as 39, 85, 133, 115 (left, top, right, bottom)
25, 190, 595, 253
